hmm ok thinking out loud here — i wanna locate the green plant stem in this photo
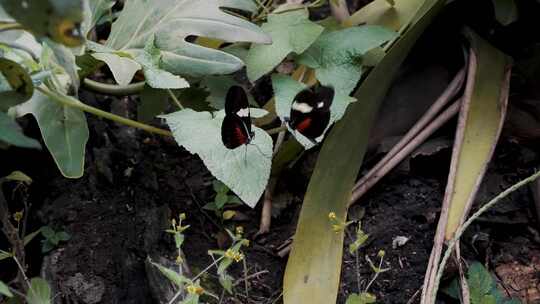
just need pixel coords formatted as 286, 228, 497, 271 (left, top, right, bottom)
0, 23, 23, 33
167, 89, 184, 109
37, 86, 172, 137
431, 169, 540, 304
266, 125, 288, 135
83, 78, 146, 96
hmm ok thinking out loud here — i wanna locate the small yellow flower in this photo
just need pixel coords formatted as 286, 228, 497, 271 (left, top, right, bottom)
180, 213, 186, 220
332, 224, 342, 232
377, 250, 386, 258
233, 252, 244, 262
242, 239, 250, 247
175, 254, 183, 265
225, 249, 235, 259
186, 284, 204, 295
235, 226, 244, 235
13, 211, 23, 222
328, 212, 337, 220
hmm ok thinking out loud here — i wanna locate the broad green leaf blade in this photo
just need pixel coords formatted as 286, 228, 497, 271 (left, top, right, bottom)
0, 112, 41, 149
0, 58, 34, 112
272, 74, 356, 149
15, 90, 89, 178
468, 262, 494, 304
162, 109, 272, 207
138, 86, 169, 122
491, 0, 518, 26
27, 278, 51, 304
283, 0, 446, 303
0, 0, 85, 47
105, 0, 271, 77
219, 0, 258, 13
0, 281, 12, 298
82, 0, 116, 35
245, 9, 324, 82
298, 25, 397, 95
344, 0, 424, 30
444, 29, 511, 240
91, 53, 141, 86
152, 262, 190, 287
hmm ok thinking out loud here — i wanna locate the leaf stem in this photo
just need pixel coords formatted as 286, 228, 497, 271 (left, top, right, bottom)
167, 89, 184, 109
265, 125, 287, 135
431, 169, 540, 303
83, 78, 146, 96
0, 23, 23, 33
36, 87, 172, 137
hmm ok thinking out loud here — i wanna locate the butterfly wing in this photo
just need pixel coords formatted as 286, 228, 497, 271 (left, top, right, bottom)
221, 114, 251, 149
225, 85, 251, 133
288, 86, 334, 140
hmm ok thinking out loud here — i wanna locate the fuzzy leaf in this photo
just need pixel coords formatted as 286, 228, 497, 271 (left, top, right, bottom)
27, 278, 51, 304
246, 9, 324, 82
162, 109, 272, 207
298, 25, 397, 95
91, 53, 141, 86
0, 112, 41, 149
15, 90, 89, 178
105, 0, 271, 77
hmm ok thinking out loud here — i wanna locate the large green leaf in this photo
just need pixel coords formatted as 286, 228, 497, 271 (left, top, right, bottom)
282, 0, 446, 303
0, 111, 41, 149
0, 280, 13, 298
27, 278, 51, 304
105, 0, 271, 77
0, 0, 85, 47
297, 25, 397, 95
91, 53, 140, 86
82, 0, 116, 35
444, 29, 511, 240
245, 9, 324, 82
0, 58, 34, 112
162, 109, 272, 207
15, 90, 89, 178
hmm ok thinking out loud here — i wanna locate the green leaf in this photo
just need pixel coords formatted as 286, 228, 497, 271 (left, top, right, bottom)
271, 74, 355, 149
105, 0, 271, 77
215, 192, 229, 209
14, 90, 89, 178
174, 233, 184, 249
219, 273, 234, 294
491, 0, 518, 26
82, 0, 116, 35
468, 263, 494, 304
24, 228, 43, 246
0, 249, 12, 261
218, 258, 233, 275
91, 53, 141, 86
444, 29, 512, 240
245, 9, 324, 82
41, 241, 54, 253
27, 278, 51, 304
41, 226, 55, 239
180, 294, 200, 304
0, 281, 13, 298
138, 86, 169, 122
0, 112, 41, 149
282, 0, 446, 303
152, 262, 191, 287
219, 0, 258, 13
0, 0, 85, 47
44, 40, 80, 90
201, 75, 240, 110
213, 180, 229, 193
298, 25, 397, 95
56, 231, 71, 241
133, 36, 190, 89
222, 210, 236, 220
346, 292, 377, 304
161, 109, 272, 207
0, 58, 34, 112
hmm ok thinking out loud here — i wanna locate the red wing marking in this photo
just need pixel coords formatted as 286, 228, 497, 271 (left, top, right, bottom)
295, 117, 312, 133
234, 126, 249, 145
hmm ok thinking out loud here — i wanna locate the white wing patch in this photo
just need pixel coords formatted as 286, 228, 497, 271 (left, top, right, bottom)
317, 102, 324, 108
292, 101, 313, 113
236, 108, 250, 117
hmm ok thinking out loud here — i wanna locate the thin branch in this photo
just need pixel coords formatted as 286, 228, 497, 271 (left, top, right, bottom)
167, 89, 184, 110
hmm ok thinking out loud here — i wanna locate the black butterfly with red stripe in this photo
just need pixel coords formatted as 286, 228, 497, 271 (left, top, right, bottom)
221, 86, 255, 149
288, 85, 334, 142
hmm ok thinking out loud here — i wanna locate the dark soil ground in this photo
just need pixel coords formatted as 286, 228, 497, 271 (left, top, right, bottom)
2, 0, 540, 303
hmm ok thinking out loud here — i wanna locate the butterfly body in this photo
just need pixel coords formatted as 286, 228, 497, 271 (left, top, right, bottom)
221, 86, 254, 149
288, 86, 334, 141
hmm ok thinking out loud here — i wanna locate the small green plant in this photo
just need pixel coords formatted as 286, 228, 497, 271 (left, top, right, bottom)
345, 220, 389, 304
444, 262, 520, 304
154, 214, 250, 303
40, 226, 70, 253
203, 180, 242, 218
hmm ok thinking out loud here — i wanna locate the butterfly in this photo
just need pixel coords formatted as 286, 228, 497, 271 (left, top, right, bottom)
287, 85, 335, 142
221, 86, 255, 149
